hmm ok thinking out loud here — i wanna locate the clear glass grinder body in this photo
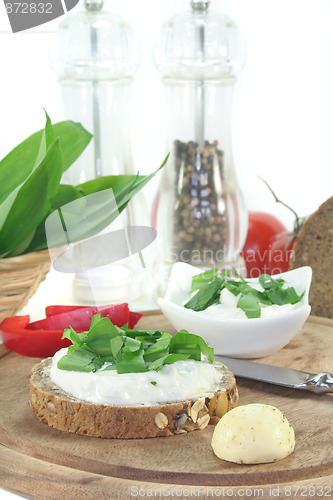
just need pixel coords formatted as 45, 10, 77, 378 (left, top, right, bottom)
153, 0, 248, 294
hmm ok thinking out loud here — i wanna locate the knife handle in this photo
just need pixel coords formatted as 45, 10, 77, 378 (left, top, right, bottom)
296, 372, 333, 394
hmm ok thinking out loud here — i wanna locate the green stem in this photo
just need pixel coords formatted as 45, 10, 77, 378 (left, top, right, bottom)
258, 177, 302, 232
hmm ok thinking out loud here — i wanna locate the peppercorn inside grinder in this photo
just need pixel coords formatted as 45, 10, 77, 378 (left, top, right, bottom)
152, 0, 248, 294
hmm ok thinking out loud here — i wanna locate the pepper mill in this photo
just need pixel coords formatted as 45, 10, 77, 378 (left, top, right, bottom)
153, 0, 248, 294
50, 0, 148, 305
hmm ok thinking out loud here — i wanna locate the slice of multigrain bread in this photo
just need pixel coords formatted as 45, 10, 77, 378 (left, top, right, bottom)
289, 196, 333, 318
30, 358, 238, 439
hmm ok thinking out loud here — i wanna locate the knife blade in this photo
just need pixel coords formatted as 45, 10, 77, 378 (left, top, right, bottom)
215, 355, 333, 394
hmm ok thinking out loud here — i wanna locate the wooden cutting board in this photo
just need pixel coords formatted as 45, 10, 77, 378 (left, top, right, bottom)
0, 313, 333, 500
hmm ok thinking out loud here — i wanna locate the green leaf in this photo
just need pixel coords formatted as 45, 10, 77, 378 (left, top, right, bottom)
117, 346, 148, 374
237, 282, 271, 305
266, 286, 303, 306
61, 326, 87, 347
85, 317, 121, 357
170, 342, 202, 360
1, 146, 165, 256
110, 335, 124, 358
0, 140, 64, 256
89, 313, 102, 329
124, 336, 142, 353
164, 353, 192, 365
77, 174, 137, 200
184, 277, 224, 312
144, 333, 171, 362
23, 184, 86, 254
0, 119, 92, 206
34, 111, 55, 167
259, 274, 285, 290
170, 329, 214, 364
51, 185, 85, 210
76, 153, 168, 217
20, 222, 47, 254
3, 230, 36, 258
44, 110, 55, 149
191, 268, 218, 292
148, 353, 191, 371
100, 363, 117, 371
38, 158, 166, 252
224, 282, 241, 296
124, 329, 161, 338
237, 294, 261, 318
57, 346, 103, 372
54, 121, 92, 172
57, 315, 215, 374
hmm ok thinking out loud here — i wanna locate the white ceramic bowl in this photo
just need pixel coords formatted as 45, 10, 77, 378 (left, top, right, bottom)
158, 263, 312, 358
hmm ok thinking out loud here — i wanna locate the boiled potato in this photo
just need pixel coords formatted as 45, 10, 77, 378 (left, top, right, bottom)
211, 403, 295, 464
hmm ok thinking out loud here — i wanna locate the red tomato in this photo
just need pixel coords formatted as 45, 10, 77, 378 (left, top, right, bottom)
265, 233, 295, 275
242, 212, 287, 278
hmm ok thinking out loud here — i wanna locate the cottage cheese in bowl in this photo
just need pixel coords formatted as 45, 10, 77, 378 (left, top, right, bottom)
158, 264, 312, 358
188, 282, 298, 320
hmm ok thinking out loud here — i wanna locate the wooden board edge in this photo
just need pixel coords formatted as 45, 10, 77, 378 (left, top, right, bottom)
1, 443, 332, 500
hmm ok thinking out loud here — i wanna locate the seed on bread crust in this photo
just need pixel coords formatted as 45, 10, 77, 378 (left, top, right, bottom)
46, 401, 57, 414
30, 358, 238, 439
215, 392, 229, 418
155, 412, 168, 429
190, 397, 205, 423
197, 414, 210, 430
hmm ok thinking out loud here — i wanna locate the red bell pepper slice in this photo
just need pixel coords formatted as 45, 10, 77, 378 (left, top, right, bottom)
128, 311, 143, 329
0, 315, 70, 358
44, 304, 142, 329
45, 305, 86, 317
0, 303, 143, 358
28, 303, 131, 332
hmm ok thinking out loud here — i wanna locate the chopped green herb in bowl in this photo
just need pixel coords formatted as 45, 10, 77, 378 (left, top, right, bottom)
158, 263, 312, 358
184, 269, 305, 319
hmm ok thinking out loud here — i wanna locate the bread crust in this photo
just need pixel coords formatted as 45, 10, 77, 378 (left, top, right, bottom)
30, 358, 238, 439
289, 196, 333, 318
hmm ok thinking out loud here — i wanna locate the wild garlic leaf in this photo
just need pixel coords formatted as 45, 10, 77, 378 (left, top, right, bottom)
148, 353, 191, 371
0, 118, 91, 207
184, 277, 224, 311
61, 326, 86, 347
57, 316, 215, 374
117, 346, 147, 374
85, 317, 121, 357
57, 346, 102, 372
170, 329, 214, 364
144, 333, 171, 362
110, 335, 124, 358
191, 268, 218, 291
124, 336, 142, 353
0, 140, 64, 256
237, 294, 261, 318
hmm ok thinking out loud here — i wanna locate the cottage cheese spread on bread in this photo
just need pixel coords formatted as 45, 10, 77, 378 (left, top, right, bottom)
30, 357, 238, 439
50, 348, 224, 406
30, 316, 239, 439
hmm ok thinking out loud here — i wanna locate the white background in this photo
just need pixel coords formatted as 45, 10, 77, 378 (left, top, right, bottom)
0, 0, 333, 231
